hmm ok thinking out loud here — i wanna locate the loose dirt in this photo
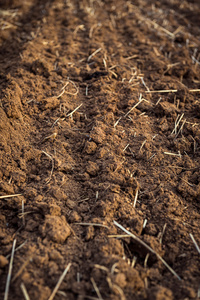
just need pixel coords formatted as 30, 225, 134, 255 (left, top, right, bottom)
0, 0, 200, 299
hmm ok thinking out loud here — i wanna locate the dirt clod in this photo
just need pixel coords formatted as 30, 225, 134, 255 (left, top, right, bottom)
40, 215, 71, 243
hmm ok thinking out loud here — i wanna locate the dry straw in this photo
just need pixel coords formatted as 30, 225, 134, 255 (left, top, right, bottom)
114, 221, 181, 280
4, 239, 17, 300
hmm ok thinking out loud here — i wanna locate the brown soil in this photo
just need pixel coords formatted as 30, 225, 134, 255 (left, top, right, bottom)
0, 0, 200, 299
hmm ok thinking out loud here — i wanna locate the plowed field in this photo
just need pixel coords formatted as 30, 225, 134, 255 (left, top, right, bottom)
0, 0, 200, 299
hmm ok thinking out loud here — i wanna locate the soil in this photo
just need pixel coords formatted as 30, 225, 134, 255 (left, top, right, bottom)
0, 0, 200, 299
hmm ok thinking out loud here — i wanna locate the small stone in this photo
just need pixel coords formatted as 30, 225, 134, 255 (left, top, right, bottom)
0, 255, 8, 268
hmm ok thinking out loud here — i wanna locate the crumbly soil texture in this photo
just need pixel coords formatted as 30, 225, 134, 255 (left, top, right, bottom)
0, 0, 200, 299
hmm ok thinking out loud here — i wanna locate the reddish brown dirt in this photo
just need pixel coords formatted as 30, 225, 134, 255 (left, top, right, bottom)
0, 0, 200, 299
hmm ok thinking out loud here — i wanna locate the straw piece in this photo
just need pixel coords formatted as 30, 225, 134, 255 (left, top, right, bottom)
91, 277, 103, 300
75, 223, 109, 229
189, 234, 200, 254
48, 263, 71, 300
4, 239, 17, 300
145, 89, 200, 94
20, 283, 30, 300
114, 221, 181, 280
0, 194, 22, 199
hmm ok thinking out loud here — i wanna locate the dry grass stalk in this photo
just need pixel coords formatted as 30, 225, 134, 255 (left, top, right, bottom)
108, 234, 130, 238
18, 211, 35, 218
155, 97, 162, 106
164, 151, 181, 157
131, 256, 137, 268
0, 9, 18, 17
86, 85, 89, 96
146, 19, 174, 38
144, 253, 149, 268
111, 262, 119, 275
42, 132, 57, 143
146, 89, 200, 93
125, 55, 138, 60
48, 263, 71, 300
20, 283, 30, 300
12, 257, 31, 282
143, 219, 148, 229
148, 153, 156, 161
139, 140, 146, 152
189, 234, 200, 254
42, 151, 54, 183
74, 24, 85, 35
94, 264, 109, 273
88, 48, 102, 62
123, 143, 129, 152
4, 239, 17, 300
114, 221, 181, 280
57, 88, 66, 99
91, 277, 103, 300
6, 240, 27, 259
89, 23, 101, 38
180, 178, 194, 187
75, 222, 109, 229
65, 80, 79, 95
175, 119, 186, 138
57, 80, 79, 98
57, 291, 67, 297
21, 200, 25, 226
140, 77, 150, 92
107, 277, 126, 300
164, 62, 180, 74
171, 113, 184, 135
114, 97, 144, 127
66, 103, 83, 119
158, 223, 167, 244
133, 187, 139, 208
0, 194, 22, 199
